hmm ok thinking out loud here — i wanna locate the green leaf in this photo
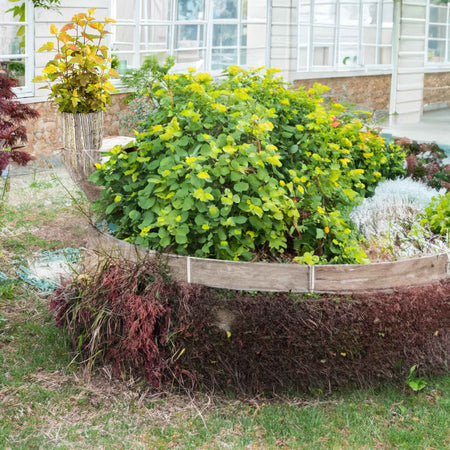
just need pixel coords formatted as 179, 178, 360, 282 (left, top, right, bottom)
138, 196, 156, 209
129, 210, 141, 220
316, 228, 325, 239
234, 181, 249, 192
175, 231, 188, 244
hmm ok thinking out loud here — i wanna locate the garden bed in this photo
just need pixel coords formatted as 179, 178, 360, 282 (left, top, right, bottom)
88, 225, 450, 293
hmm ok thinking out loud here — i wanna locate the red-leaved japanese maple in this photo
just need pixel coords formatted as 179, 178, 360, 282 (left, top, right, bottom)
0, 71, 39, 171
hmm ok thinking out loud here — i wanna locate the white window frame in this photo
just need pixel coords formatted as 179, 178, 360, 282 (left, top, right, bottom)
110, 0, 270, 74
0, 0, 34, 97
425, 0, 450, 71
297, 0, 394, 76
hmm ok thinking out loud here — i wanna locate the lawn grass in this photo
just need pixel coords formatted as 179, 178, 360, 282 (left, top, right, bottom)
0, 166, 449, 449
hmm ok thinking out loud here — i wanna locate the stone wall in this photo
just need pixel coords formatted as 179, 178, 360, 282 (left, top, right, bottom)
293, 74, 392, 113
25, 92, 131, 158
424, 72, 450, 107
293, 71, 450, 114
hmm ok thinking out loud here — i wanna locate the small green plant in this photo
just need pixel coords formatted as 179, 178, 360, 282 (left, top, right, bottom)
91, 62, 405, 264
406, 365, 427, 392
32, 9, 119, 113
421, 192, 450, 236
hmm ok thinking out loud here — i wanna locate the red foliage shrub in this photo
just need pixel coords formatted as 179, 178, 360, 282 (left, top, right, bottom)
0, 71, 38, 168
49, 258, 180, 386
49, 258, 450, 394
175, 284, 449, 394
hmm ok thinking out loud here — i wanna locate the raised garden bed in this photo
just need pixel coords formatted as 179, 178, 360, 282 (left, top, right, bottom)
88, 225, 450, 293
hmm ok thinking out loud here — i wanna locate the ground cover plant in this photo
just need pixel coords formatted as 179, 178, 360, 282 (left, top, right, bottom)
49, 257, 450, 395
350, 178, 449, 260
91, 61, 405, 264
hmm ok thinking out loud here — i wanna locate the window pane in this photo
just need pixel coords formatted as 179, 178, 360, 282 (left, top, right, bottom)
339, 45, 359, 66
313, 46, 333, 66
175, 49, 205, 66
178, 0, 205, 20
339, 27, 359, 43
176, 24, 205, 49
112, 25, 134, 51
429, 24, 446, 39
299, 5, 310, 24
213, 0, 238, 19
428, 40, 445, 62
314, 4, 336, 25
115, 0, 134, 21
382, 2, 393, 25
213, 24, 238, 47
362, 27, 377, 45
211, 48, 237, 70
313, 26, 335, 43
241, 24, 266, 48
363, 45, 376, 65
242, 0, 267, 21
429, 6, 446, 24
240, 48, 265, 66
363, 3, 378, 26
379, 46, 391, 64
381, 28, 392, 44
140, 26, 169, 51
140, 52, 168, 65
141, 0, 170, 21
340, 4, 359, 26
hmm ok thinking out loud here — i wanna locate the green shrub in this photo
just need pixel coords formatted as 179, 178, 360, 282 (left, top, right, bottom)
422, 193, 450, 236
91, 62, 405, 263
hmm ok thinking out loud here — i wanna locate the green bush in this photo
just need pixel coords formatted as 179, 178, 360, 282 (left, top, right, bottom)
422, 193, 450, 236
91, 62, 405, 264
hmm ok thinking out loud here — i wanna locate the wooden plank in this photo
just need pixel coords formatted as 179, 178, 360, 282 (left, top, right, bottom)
314, 254, 449, 292
189, 258, 310, 292
86, 227, 188, 282
88, 227, 450, 293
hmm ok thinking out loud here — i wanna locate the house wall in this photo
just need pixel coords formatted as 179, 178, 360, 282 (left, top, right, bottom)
271, 0, 297, 78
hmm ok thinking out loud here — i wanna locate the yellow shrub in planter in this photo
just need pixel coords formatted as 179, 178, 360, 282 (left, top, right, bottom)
33, 8, 118, 113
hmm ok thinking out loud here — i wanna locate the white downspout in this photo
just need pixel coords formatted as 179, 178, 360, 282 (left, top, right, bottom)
389, 0, 402, 123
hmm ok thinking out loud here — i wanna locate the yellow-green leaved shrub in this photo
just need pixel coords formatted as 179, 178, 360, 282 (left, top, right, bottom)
91, 61, 405, 263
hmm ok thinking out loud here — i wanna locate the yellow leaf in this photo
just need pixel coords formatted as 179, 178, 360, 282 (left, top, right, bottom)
109, 68, 119, 78
59, 32, 72, 44
38, 41, 54, 52
103, 81, 116, 93
42, 64, 58, 74
50, 24, 58, 35
226, 331, 231, 338
88, 8, 96, 15
60, 23, 74, 33
66, 43, 79, 52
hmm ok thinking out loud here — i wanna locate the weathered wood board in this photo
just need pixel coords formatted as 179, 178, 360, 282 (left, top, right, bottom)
88, 227, 450, 293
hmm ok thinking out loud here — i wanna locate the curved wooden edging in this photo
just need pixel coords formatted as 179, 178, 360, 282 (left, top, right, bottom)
87, 225, 450, 293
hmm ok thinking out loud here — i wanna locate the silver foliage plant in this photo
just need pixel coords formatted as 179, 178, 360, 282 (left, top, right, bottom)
350, 178, 449, 259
